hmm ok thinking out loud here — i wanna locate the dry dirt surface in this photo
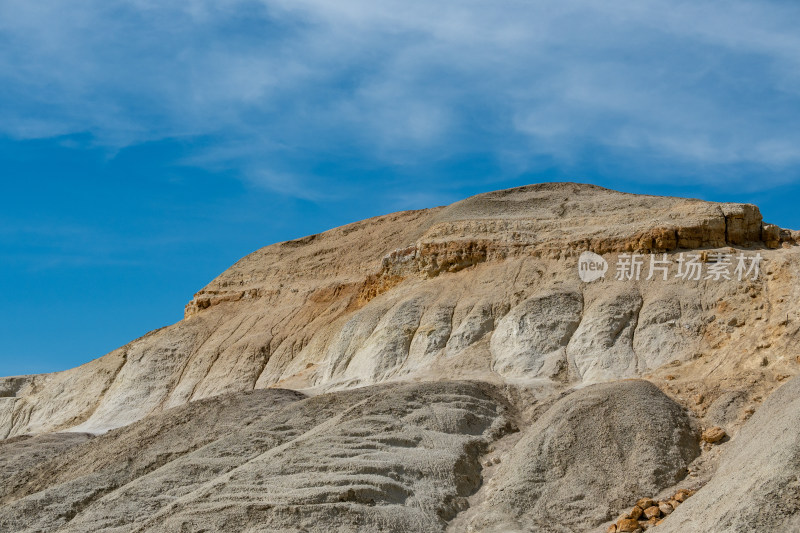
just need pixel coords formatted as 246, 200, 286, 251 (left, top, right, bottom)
0, 382, 513, 532
657, 373, 800, 533
1, 182, 799, 532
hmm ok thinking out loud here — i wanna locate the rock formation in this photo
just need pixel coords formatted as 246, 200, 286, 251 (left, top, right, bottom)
1, 182, 799, 532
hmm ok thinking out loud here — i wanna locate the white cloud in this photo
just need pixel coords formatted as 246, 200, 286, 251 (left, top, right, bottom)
1, 0, 800, 194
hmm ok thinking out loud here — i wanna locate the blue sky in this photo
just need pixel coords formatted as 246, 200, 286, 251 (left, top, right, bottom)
2, 0, 800, 376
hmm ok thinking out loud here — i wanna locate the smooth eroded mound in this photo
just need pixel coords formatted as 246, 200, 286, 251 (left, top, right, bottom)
466, 380, 700, 532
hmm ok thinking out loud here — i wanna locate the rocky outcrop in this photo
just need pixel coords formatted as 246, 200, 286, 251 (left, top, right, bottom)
490, 290, 583, 380
185, 184, 792, 318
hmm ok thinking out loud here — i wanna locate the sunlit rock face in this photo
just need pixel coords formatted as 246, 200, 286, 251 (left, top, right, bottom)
2, 183, 799, 532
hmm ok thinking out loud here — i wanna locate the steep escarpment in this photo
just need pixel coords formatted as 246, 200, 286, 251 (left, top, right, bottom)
187, 184, 795, 317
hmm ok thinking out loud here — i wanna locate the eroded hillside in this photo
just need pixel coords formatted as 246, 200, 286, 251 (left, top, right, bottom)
2, 183, 797, 437
2, 183, 799, 532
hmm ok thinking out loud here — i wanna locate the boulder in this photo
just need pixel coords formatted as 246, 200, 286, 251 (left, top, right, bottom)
643, 505, 661, 519
701, 426, 727, 444
636, 498, 655, 509
617, 518, 640, 532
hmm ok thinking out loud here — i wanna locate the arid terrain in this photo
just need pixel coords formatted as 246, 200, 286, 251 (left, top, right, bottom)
2, 182, 799, 532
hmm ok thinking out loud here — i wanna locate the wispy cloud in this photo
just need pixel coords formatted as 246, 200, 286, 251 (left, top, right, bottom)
2, 0, 800, 196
